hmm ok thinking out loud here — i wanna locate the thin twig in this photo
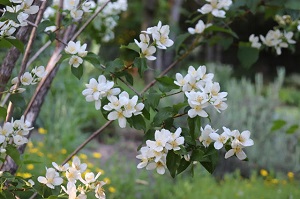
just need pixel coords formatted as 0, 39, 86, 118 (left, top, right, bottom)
117, 76, 142, 97
62, 120, 113, 165
26, 41, 51, 67
71, 0, 111, 41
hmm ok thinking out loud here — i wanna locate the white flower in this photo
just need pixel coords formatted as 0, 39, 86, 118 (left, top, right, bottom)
283, 31, 296, 44
17, 12, 29, 26
80, 172, 101, 185
134, 34, 150, 49
146, 155, 167, 175
146, 129, 171, 152
95, 181, 106, 199
198, 0, 232, 18
12, 135, 28, 145
209, 131, 228, 149
136, 146, 154, 169
20, 0, 39, 14
107, 109, 131, 128
227, 129, 254, 147
37, 168, 63, 189
32, 66, 47, 78
64, 0, 80, 10
70, 9, 84, 21
188, 20, 211, 35
199, 124, 216, 147
82, 1, 96, 12
66, 167, 81, 183
249, 34, 261, 49
65, 41, 81, 54
52, 162, 69, 172
0, 122, 13, 137
20, 72, 33, 85
225, 139, 247, 160
69, 55, 83, 68
165, 127, 184, 151
140, 45, 156, 60
72, 156, 87, 173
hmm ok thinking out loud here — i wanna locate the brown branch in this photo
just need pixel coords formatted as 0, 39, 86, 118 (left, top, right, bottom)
62, 120, 113, 165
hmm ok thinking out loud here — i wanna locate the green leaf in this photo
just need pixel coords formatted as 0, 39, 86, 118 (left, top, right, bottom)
145, 89, 161, 110
9, 94, 26, 109
0, 39, 12, 49
142, 107, 150, 120
166, 150, 181, 178
47, 32, 56, 42
5, 39, 24, 53
152, 107, 174, 127
174, 33, 190, 54
129, 115, 146, 131
120, 42, 140, 54
237, 42, 259, 68
84, 52, 102, 69
71, 65, 83, 80
176, 158, 191, 175
271, 119, 286, 132
123, 72, 133, 86
6, 145, 22, 165
286, 124, 299, 134
46, 196, 59, 199
57, 54, 70, 64
0, 107, 7, 120
37, 20, 55, 34
191, 148, 205, 162
156, 76, 179, 92
1, 11, 18, 21
173, 102, 188, 113
0, 0, 11, 6
200, 146, 219, 174
187, 117, 197, 140
285, 0, 300, 10
205, 25, 238, 39
246, 0, 260, 13
133, 57, 148, 77
105, 58, 124, 73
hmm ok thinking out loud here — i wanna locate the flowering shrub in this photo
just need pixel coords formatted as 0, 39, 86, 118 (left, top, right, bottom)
0, 0, 299, 198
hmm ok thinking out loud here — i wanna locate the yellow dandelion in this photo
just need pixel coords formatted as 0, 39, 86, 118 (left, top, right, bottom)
61, 149, 67, 154
38, 127, 47, 134
16, 172, 22, 177
79, 153, 88, 160
271, 179, 279, 184
38, 142, 44, 147
96, 168, 105, 174
29, 148, 38, 153
22, 172, 32, 178
287, 172, 294, 179
93, 152, 102, 159
27, 142, 33, 148
103, 177, 111, 184
26, 164, 34, 170
108, 186, 116, 193
37, 151, 44, 157
260, 169, 268, 177
87, 162, 94, 168
47, 154, 54, 159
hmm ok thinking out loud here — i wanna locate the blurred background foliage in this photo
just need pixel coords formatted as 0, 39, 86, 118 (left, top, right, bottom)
13, 0, 300, 198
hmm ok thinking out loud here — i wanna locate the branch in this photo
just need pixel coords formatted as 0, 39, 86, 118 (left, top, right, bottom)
61, 120, 113, 165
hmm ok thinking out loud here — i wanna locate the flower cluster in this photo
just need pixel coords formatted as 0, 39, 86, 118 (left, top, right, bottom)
65, 41, 88, 68
0, 0, 39, 39
198, 0, 232, 18
199, 124, 254, 160
174, 65, 228, 118
188, 20, 212, 35
103, 91, 144, 128
136, 128, 184, 175
10, 66, 47, 93
38, 156, 106, 199
0, 116, 33, 153
93, 0, 128, 42
134, 21, 174, 60
82, 75, 120, 110
249, 29, 296, 55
